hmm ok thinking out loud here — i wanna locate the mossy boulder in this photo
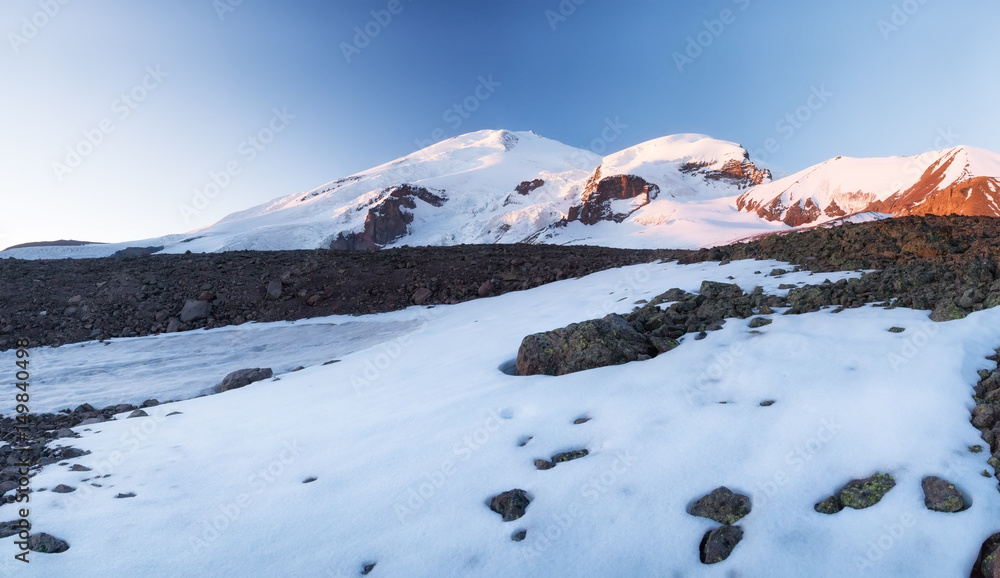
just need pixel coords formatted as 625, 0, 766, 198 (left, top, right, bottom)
930, 298, 969, 322
837, 473, 896, 510
515, 313, 657, 376
921, 476, 966, 512
689, 487, 751, 525
748, 317, 772, 328
700, 525, 743, 564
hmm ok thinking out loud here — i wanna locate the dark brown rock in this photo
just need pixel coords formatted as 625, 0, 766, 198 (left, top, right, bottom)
489, 489, 531, 522
700, 525, 743, 564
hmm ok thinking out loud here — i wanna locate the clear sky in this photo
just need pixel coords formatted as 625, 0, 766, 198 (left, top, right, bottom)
2, 0, 998, 248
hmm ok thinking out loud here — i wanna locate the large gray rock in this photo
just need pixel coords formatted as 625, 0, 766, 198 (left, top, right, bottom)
220, 368, 273, 392
179, 299, 211, 323
516, 313, 657, 376
689, 487, 751, 525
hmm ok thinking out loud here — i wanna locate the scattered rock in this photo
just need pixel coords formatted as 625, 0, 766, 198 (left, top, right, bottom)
516, 313, 657, 376
362, 562, 377, 575
759, 400, 775, 407
166, 411, 183, 417
127, 410, 148, 419
573, 417, 592, 425
974, 533, 1000, 578
165, 318, 182, 333
921, 476, 966, 512
178, 299, 211, 323
303, 477, 317, 484
412, 288, 433, 305
52, 484, 76, 494
489, 489, 531, 522
700, 525, 743, 564
748, 317, 772, 328
689, 487, 751, 525
814, 496, 844, 515
817, 473, 896, 513
478, 280, 496, 297
888, 327, 906, 333
511, 529, 527, 542
220, 368, 274, 392
266, 280, 283, 300
534, 459, 555, 471
551, 449, 589, 464
115, 493, 136, 499
27, 533, 70, 554
69, 464, 91, 472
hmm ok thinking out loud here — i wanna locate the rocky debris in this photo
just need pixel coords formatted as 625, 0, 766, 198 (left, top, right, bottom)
689, 487, 751, 525
362, 562, 377, 575
681, 156, 770, 189
567, 172, 660, 225
515, 179, 545, 195
219, 368, 274, 392
303, 477, 317, 484
699, 525, 743, 565
27, 532, 70, 554
412, 288, 433, 305
179, 299, 212, 323
477, 280, 497, 297
127, 410, 148, 419
888, 327, 906, 333
573, 417, 592, 425
0, 244, 681, 351
551, 449, 589, 464
516, 313, 658, 376
748, 317, 772, 328
115, 492, 137, 499
921, 476, 966, 512
516, 281, 782, 376
815, 473, 896, 513
52, 484, 75, 493
0, 521, 23, 539
70, 464, 91, 472
972, 351, 1000, 488
511, 529, 527, 542
759, 400, 776, 407
489, 489, 531, 522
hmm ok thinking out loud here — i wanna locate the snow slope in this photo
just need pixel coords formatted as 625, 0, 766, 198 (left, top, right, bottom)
5, 260, 1000, 576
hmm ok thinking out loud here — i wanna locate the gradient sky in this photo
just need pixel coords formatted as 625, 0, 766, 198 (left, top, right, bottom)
2, 0, 998, 248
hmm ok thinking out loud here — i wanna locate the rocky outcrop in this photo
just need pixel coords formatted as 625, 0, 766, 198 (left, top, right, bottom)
680, 155, 771, 189
489, 489, 531, 522
515, 313, 658, 376
515, 179, 545, 195
567, 170, 660, 225
330, 184, 448, 251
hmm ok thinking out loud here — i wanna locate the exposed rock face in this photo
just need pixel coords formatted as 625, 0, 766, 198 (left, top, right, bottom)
515, 179, 545, 195
515, 313, 658, 376
567, 170, 660, 225
680, 156, 771, 189
219, 368, 274, 392
869, 158, 1000, 218
330, 184, 448, 251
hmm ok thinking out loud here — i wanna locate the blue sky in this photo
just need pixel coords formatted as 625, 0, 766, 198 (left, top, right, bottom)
2, 0, 998, 247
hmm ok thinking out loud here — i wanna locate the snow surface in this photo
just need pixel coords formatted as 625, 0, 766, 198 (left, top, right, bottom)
4, 259, 1000, 577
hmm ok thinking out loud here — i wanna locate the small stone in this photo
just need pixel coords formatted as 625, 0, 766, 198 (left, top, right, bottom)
511, 529, 527, 542
769, 268, 788, 277
689, 487, 751, 525
198, 291, 215, 301
70, 464, 91, 472
759, 400, 776, 407
27, 533, 69, 554
165, 318, 182, 333
303, 477, 317, 484
921, 476, 966, 512
700, 525, 743, 564
518, 437, 532, 447
573, 417, 592, 425
490, 489, 531, 522
413, 288, 433, 305
551, 449, 589, 464
814, 496, 843, 515
534, 459, 555, 471
748, 317, 772, 328
52, 485, 76, 494
141, 399, 160, 408
115, 493, 136, 499
266, 280, 283, 300
971, 445, 984, 453
888, 327, 906, 333
179, 299, 211, 323
837, 473, 896, 510
127, 410, 148, 419
478, 280, 496, 297
166, 411, 183, 416
220, 368, 273, 392
362, 562, 377, 575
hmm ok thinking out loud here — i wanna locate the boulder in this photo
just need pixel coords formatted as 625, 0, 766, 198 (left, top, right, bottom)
27, 533, 69, 554
516, 313, 657, 376
178, 299, 211, 323
700, 525, 743, 564
489, 489, 531, 522
921, 476, 966, 512
220, 368, 274, 392
689, 487, 751, 525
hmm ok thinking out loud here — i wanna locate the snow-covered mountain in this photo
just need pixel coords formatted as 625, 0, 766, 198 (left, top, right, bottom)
6, 131, 1000, 260
737, 146, 1000, 226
